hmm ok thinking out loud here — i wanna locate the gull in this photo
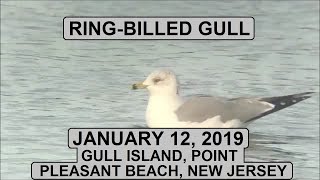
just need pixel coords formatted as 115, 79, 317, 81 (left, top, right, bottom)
132, 69, 314, 128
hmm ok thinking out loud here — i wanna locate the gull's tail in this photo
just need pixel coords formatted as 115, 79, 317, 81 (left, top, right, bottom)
249, 92, 315, 121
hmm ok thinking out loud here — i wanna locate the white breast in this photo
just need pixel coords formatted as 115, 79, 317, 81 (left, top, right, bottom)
146, 95, 183, 128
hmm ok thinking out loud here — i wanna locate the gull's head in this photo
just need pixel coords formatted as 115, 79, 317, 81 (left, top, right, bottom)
132, 69, 179, 96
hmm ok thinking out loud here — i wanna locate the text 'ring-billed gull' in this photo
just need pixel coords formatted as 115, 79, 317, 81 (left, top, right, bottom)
132, 69, 314, 128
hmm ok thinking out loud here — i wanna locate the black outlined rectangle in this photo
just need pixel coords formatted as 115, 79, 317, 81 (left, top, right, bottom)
31, 128, 292, 180
63, 16, 255, 40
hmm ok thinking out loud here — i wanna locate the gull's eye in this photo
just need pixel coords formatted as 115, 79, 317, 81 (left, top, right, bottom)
153, 77, 162, 83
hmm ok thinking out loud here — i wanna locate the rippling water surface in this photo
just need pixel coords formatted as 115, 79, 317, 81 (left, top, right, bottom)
1, 1, 319, 179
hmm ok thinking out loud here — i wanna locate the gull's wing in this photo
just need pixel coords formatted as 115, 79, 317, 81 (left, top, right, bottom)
175, 92, 314, 124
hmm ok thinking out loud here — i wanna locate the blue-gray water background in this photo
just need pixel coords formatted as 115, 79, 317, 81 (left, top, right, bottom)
1, 1, 319, 179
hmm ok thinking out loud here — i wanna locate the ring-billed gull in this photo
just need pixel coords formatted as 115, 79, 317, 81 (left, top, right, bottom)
132, 69, 314, 128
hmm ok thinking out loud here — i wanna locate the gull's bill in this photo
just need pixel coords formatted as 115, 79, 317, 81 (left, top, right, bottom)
132, 82, 148, 90
132, 69, 315, 128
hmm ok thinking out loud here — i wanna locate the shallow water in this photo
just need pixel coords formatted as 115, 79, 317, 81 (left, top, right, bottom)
1, 1, 319, 180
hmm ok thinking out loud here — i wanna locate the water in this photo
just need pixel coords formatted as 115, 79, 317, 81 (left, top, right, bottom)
1, 1, 319, 179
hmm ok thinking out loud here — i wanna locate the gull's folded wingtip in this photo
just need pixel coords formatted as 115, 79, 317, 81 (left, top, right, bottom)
247, 91, 316, 122
261, 91, 315, 111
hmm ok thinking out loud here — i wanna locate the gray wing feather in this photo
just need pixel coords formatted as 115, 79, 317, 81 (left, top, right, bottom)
175, 92, 314, 123
175, 96, 272, 123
